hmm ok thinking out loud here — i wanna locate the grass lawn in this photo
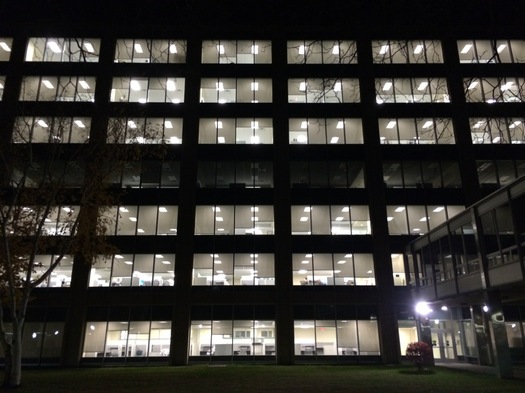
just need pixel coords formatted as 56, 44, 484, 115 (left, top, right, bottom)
11, 365, 525, 393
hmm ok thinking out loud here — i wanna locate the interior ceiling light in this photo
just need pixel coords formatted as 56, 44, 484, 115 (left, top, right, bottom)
394, 207, 405, 212
251, 82, 259, 91
217, 45, 225, 54
42, 80, 54, 89
134, 43, 143, 53
0, 42, 11, 51
460, 44, 472, 54
169, 44, 177, 53
422, 120, 433, 129
497, 44, 507, 53
79, 80, 90, 89
467, 81, 478, 90
413, 44, 423, 54
37, 119, 49, 128
332, 45, 340, 54
299, 81, 307, 91
336, 120, 344, 129
386, 121, 396, 129
382, 81, 392, 91
47, 41, 62, 53
251, 44, 259, 54
130, 80, 141, 91
83, 42, 95, 53
379, 44, 389, 55
298, 44, 306, 55
165, 120, 173, 128
417, 81, 428, 91
167, 79, 176, 91
74, 120, 86, 128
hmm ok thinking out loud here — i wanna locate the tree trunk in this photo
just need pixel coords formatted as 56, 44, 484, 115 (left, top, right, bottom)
3, 327, 22, 388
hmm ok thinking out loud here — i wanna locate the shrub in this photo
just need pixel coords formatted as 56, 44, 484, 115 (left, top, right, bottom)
406, 341, 432, 372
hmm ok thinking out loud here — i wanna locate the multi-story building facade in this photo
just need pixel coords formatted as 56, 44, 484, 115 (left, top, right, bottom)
1, 0, 524, 370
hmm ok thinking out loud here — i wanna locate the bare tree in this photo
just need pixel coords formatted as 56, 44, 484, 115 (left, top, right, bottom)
0, 92, 163, 387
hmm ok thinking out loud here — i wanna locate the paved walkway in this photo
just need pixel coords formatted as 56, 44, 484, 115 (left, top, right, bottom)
436, 361, 525, 379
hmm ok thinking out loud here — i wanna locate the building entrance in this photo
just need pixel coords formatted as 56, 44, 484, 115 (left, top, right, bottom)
431, 329, 456, 361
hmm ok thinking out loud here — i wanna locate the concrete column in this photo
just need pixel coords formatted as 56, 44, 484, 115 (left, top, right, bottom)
485, 292, 513, 378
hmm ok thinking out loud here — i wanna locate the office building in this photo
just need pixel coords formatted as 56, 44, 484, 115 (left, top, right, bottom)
0, 0, 524, 371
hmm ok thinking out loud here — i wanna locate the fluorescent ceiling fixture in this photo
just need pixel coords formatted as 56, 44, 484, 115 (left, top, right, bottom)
336, 121, 344, 129
138, 98, 147, 104
330, 137, 339, 144
251, 217, 259, 221
335, 216, 344, 221
83, 42, 95, 53
413, 44, 423, 54
0, 83, 3, 88
387, 216, 394, 221
251, 45, 259, 54
251, 207, 259, 212
129, 217, 137, 222
0, 42, 11, 51
382, 82, 392, 91
303, 207, 311, 212
299, 82, 307, 91
501, 82, 514, 91
159, 207, 168, 212
115, 255, 124, 259
212, 206, 221, 212
337, 260, 346, 264
417, 81, 428, 91
216, 217, 223, 221
134, 43, 143, 53
413, 228, 421, 232
376, 97, 384, 104
419, 217, 428, 222
79, 80, 90, 89
297, 135, 307, 143
334, 82, 342, 92
510, 120, 522, 128
74, 120, 86, 128
124, 261, 133, 265
492, 136, 501, 143
37, 119, 49, 128
300, 217, 309, 221
251, 121, 259, 129
497, 44, 506, 53
394, 207, 405, 212
127, 120, 137, 129
167, 79, 176, 91
301, 121, 308, 129
165, 120, 173, 128
218, 99, 226, 104
468, 81, 478, 90
214, 260, 222, 264
298, 45, 306, 55
155, 254, 164, 258
62, 207, 72, 213
386, 121, 396, 129
433, 207, 444, 212
218, 136, 225, 143
460, 44, 472, 54
473, 121, 484, 128
130, 80, 141, 91
298, 270, 308, 274
486, 99, 495, 104
42, 80, 54, 89
250, 135, 260, 144
379, 44, 389, 55
251, 82, 259, 91
47, 41, 62, 53
250, 254, 259, 258
332, 45, 340, 54
300, 260, 309, 265
169, 44, 177, 53
422, 120, 433, 129
215, 120, 223, 129
119, 207, 129, 212
216, 82, 224, 91
210, 254, 219, 257
137, 229, 144, 233
162, 261, 171, 264
217, 45, 225, 54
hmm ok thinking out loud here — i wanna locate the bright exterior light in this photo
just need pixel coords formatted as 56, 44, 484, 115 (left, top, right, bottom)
415, 301, 432, 316
483, 305, 489, 312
